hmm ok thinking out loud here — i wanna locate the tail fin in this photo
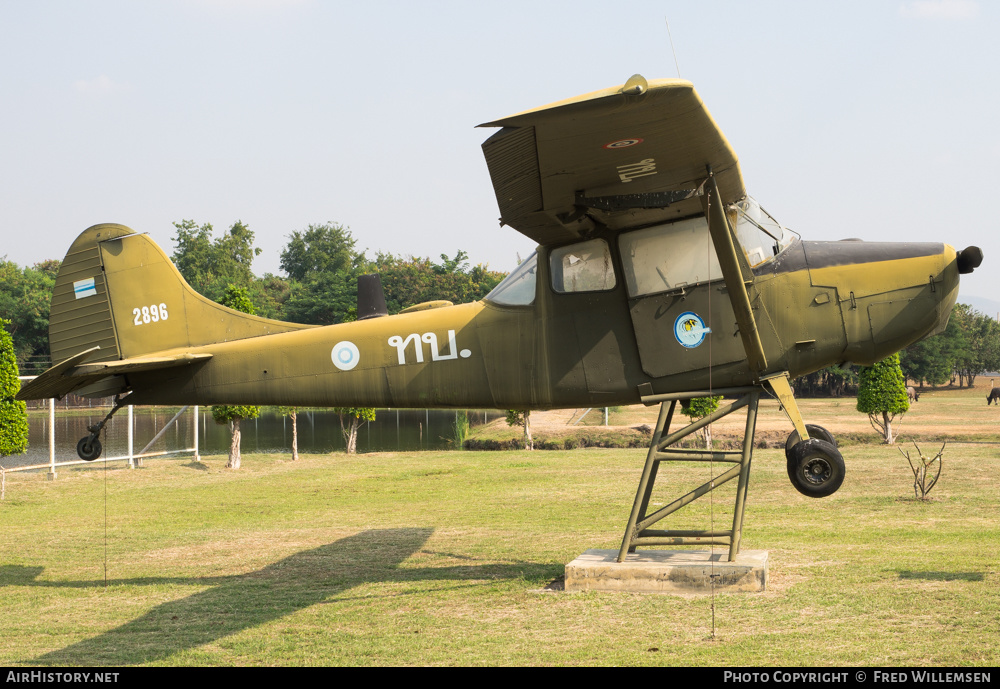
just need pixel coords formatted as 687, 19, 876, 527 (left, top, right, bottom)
49, 223, 309, 365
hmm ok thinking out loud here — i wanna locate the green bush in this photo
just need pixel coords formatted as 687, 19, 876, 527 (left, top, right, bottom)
0, 319, 28, 458
857, 352, 910, 443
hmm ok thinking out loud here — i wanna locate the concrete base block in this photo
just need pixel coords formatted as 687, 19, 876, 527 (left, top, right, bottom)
564, 549, 768, 593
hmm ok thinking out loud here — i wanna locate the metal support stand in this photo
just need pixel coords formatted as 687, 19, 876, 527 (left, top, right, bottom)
618, 386, 760, 563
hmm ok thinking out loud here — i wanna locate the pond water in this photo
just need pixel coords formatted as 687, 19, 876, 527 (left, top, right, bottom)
6, 408, 500, 470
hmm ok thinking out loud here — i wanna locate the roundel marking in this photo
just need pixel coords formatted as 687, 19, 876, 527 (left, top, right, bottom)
331, 341, 360, 371
674, 312, 711, 349
603, 138, 643, 149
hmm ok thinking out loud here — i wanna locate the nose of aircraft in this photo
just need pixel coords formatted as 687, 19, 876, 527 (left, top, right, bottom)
804, 240, 978, 364
957, 245, 984, 274
865, 242, 971, 361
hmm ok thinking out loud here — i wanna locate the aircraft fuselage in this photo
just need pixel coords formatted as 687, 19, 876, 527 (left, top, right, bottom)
126, 237, 959, 409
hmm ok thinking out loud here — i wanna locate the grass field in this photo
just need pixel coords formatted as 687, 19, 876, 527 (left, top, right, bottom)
2, 386, 999, 666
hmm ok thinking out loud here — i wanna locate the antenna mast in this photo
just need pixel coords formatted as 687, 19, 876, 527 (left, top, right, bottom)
665, 17, 682, 78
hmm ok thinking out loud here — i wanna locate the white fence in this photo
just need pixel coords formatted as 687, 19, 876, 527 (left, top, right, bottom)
6, 378, 200, 477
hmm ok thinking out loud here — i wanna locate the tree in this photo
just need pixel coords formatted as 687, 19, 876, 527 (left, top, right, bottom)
505, 409, 533, 450
953, 304, 1000, 388
0, 318, 28, 459
248, 273, 292, 321
275, 223, 505, 324
792, 366, 858, 397
899, 332, 953, 387
280, 223, 366, 325
210, 285, 261, 468
680, 395, 723, 448
334, 407, 376, 454
211, 404, 260, 470
171, 219, 214, 291
898, 441, 945, 500
171, 220, 262, 304
277, 406, 300, 461
857, 352, 910, 444
372, 252, 505, 314
898, 302, 981, 388
283, 269, 361, 325
280, 222, 358, 282
0, 258, 59, 373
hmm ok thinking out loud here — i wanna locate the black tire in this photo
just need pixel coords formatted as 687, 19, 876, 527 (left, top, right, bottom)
785, 424, 836, 462
77, 436, 103, 461
786, 438, 845, 498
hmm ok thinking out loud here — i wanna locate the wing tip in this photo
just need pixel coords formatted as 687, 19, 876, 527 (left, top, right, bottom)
478, 76, 694, 128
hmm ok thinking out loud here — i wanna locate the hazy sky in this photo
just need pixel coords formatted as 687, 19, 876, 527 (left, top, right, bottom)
2, 0, 998, 300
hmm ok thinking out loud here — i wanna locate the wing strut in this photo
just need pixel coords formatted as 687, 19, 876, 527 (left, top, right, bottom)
700, 172, 767, 375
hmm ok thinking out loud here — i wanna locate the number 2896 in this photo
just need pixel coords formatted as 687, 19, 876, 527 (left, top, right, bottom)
133, 303, 168, 325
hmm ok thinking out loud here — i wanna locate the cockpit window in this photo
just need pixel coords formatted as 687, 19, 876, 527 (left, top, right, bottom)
485, 251, 537, 305
618, 197, 793, 298
730, 196, 794, 267
618, 217, 723, 298
549, 239, 617, 293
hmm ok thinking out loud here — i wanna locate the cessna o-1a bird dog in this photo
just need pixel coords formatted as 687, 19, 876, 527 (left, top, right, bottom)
20, 75, 982, 561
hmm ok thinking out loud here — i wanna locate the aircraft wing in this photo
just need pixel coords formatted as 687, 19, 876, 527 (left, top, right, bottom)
479, 76, 744, 246
16, 347, 213, 401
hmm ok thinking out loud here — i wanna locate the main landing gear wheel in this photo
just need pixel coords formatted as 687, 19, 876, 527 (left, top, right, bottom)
77, 436, 103, 461
784, 424, 836, 459
786, 438, 845, 498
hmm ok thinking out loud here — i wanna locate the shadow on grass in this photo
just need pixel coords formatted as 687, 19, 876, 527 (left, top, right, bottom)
15, 528, 549, 666
897, 570, 985, 582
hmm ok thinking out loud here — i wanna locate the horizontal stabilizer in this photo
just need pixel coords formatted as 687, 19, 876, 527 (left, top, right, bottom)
16, 348, 213, 401
16, 347, 102, 400
73, 352, 212, 375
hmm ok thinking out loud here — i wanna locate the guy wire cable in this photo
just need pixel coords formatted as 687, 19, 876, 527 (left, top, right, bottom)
104, 425, 108, 589
697, 184, 718, 638
707, 188, 717, 640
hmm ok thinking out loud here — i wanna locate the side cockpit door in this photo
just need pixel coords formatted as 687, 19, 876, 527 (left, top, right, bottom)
620, 216, 748, 378
620, 194, 789, 382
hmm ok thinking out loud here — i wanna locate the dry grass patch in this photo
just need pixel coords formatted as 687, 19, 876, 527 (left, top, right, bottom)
519, 382, 1000, 447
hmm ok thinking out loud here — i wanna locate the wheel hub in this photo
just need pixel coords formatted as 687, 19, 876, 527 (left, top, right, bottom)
802, 457, 832, 485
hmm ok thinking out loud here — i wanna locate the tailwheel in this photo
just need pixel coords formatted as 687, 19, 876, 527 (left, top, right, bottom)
74, 393, 127, 462
77, 436, 103, 461
786, 438, 845, 498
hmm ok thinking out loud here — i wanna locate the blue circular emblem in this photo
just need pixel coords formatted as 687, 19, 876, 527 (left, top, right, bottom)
674, 312, 711, 348
331, 341, 360, 371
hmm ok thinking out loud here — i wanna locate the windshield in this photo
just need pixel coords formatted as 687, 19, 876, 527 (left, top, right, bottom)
729, 196, 795, 267
485, 251, 537, 306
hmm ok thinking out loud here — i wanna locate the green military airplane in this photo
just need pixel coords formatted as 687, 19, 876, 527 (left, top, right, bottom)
18, 75, 981, 555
